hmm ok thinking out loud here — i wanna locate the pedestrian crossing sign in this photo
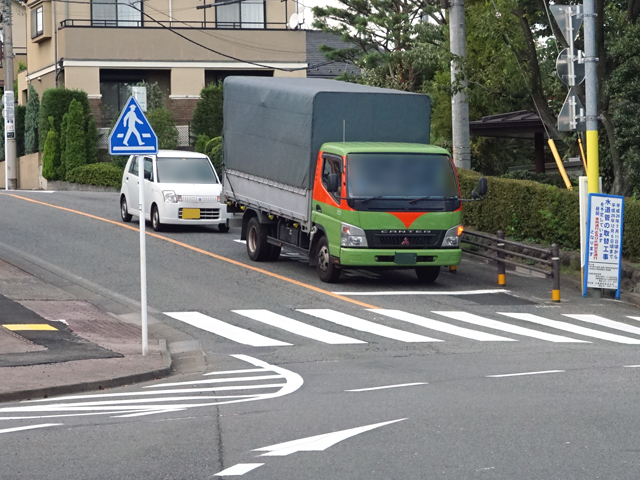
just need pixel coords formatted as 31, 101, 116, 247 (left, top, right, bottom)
108, 96, 158, 155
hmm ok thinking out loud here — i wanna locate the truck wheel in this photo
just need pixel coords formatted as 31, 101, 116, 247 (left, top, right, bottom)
246, 217, 271, 261
316, 236, 340, 283
415, 266, 440, 283
218, 223, 230, 233
268, 245, 281, 261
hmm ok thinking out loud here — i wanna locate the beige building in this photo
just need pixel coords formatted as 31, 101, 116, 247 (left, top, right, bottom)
18, 0, 306, 126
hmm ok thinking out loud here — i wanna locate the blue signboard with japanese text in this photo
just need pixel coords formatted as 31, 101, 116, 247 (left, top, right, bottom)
583, 193, 625, 299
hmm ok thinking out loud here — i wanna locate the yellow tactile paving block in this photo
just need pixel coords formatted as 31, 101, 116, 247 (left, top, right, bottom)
2, 324, 58, 331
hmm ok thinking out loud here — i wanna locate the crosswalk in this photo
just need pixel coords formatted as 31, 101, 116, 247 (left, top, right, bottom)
163, 308, 640, 347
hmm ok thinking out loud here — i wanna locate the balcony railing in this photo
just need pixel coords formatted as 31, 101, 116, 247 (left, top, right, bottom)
59, 19, 288, 29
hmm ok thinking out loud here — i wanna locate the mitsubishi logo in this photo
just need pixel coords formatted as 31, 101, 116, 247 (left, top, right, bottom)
402, 237, 410, 246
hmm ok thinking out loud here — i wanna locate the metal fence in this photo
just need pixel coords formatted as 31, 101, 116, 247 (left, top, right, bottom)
461, 230, 561, 302
97, 125, 191, 150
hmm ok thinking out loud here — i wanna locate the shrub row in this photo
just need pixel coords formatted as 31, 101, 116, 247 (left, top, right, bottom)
457, 170, 640, 263
65, 163, 124, 189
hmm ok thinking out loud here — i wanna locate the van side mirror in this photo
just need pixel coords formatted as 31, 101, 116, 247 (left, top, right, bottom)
472, 177, 487, 198
326, 173, 340, 193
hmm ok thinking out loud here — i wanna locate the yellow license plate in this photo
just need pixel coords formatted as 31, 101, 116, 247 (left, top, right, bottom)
182, 208, 201, 219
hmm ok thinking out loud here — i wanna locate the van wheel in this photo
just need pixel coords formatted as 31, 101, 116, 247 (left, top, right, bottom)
316, 236, 340, 283
151, 205, 163, 232
415, 266, 440, 283
246, 217, 271, 261
121, 196, 132, 222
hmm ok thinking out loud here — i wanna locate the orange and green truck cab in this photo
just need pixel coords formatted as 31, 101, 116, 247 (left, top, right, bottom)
311, 142, 463, 278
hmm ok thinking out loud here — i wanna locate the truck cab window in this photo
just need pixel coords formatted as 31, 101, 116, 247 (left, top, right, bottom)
321, 157, 342, 202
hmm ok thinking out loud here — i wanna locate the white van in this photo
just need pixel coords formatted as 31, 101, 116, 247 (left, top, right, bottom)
119, 150, 229, 232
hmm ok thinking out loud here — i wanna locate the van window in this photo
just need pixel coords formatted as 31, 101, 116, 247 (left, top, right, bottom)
128, 157, 139, 175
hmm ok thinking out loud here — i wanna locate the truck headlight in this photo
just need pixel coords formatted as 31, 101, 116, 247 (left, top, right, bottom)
163, 190, 178, 203
341, 223, 368, 248
443, 225, 464, 247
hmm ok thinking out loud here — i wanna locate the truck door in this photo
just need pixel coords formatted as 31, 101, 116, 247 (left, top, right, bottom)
313, 154, 344, 256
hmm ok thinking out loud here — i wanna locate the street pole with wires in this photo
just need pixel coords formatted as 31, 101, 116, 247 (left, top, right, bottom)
583, 0, 599, 194
2, 0, 17, 190
448, 0, 471, 170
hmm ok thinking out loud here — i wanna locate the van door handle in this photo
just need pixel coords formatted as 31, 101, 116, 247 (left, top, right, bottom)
126, 176, 129, 181
316, 205, 322, 213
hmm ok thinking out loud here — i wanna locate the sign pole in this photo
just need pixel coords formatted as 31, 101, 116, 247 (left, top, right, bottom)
139, 156, 148, 356
584, 0, 599, 194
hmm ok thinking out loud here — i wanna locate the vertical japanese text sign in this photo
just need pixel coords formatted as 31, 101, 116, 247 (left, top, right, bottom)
583, 194, 625, 299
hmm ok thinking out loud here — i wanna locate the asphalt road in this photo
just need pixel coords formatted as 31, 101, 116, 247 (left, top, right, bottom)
1, 190, 640, 479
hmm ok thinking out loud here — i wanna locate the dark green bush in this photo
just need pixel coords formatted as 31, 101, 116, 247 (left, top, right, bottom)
64, 100, 88, 179
458, 169, 640, 263
147, 108, 178, 149
66, 163, 123, 188
25, 85, 40, 154
191, 83, 223, 143
15, 105, 26, 157
501, 169, 580, 189
41, 117, 60, 180
85, 116, 98, 164
194, 134, 222, 176
38, 88, 91, 151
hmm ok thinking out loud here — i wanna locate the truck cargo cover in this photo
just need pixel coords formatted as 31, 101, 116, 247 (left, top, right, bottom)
223, 77, 431, 190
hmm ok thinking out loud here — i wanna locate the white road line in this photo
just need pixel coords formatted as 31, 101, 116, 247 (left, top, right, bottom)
0, 423, 62, 434
144, 375, 283, 389
204, 368, 268, 377
373, 310, 515, 342
234, 239, 246, 244
628, 316, 640, 323
624, 365, 640, 368
254, 418, 406, 456
233, 310, 366, 345
164, 312, 292, 347
487, 370, 565, 378
498, 313, 640, 344
297, 309, 443, 343
564, 314, 640, 337
433, 311, 589, 343
346, 382, 428, 392
333, 289, 510, 296
214, 463, 264, 476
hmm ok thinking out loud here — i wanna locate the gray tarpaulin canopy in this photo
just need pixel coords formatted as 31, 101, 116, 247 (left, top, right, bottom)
223, 77, 431, 190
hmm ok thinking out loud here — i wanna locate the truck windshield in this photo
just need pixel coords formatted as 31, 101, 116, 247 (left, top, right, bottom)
347, 153, 458, 200
156, 157, 219, 184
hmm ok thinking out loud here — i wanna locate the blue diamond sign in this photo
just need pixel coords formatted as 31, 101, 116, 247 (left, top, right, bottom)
109, 96, 158, 155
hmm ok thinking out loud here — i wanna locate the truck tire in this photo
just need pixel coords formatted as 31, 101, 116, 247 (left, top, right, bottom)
246, 217, 271, 261
268, 246, 282, 261
316, 236, 340, 283
415, 266, 440, 283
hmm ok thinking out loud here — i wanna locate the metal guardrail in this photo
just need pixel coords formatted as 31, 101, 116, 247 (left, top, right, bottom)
461, 230, 561, 302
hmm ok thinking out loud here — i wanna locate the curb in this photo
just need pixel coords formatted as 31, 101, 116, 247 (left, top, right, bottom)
0, 339, 173, 404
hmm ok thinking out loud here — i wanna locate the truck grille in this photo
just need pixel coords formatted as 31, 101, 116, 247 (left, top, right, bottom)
179, 208, 220, 220
367, 230, 445, 249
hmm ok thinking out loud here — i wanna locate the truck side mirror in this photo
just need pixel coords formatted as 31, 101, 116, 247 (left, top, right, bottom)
472, 177, 487, 198
326, 173, 340, 193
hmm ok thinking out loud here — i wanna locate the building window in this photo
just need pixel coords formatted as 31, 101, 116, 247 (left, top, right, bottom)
91, 0, 142, 27
216, 0, 265, 29
31, 6, 44, 38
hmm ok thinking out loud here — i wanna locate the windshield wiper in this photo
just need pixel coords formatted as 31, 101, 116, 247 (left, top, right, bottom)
360, 195, 385, 204
409, 195, 458, 204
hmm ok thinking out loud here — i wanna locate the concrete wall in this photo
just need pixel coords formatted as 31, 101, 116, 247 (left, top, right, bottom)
18, 153, 41, 190
0, 161, 5, 188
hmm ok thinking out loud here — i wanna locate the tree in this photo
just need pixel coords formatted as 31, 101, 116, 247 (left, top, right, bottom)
312, 0, 446, 92
191, 83, 223, 142
38, 88, 91, 152
85, 116, 99, 164
25, 85, 40, 154
58, 113, 69, 180
41, 117, 60, 180
63, 99, 88, 179
131, 81, 165, 111
147, 108, 179, 150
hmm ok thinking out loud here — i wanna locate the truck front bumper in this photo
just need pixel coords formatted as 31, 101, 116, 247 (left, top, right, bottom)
339, 248, 462, 267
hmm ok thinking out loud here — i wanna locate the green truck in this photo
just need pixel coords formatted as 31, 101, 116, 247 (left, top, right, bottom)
222, 77, 486, 283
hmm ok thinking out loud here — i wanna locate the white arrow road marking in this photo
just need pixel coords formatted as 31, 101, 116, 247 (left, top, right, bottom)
214, 464, 264, 476
254, 418, 406, 457
0, 423, 63, 434
345, 382, 428, 392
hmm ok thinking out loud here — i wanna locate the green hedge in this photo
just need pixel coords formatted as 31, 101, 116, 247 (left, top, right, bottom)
66, 163, 123, 188
457, 170, 640, 263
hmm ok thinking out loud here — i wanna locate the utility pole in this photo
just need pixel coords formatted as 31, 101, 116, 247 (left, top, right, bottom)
2, 0, 16, 190
583, 0, 599, 194
449, 0, 471, 170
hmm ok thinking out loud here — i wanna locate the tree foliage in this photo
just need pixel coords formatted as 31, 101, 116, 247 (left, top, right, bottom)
25, 85, 40, 154
191, 83, 223, 142
194, 134, 223, 176
42, 117, 60, 180
39, 88, 92, 152
63, 100, 88, 179
147, 108, 179, 150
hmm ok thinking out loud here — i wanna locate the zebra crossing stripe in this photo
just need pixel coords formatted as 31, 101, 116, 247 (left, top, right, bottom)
564, 314, 640, 337
164, 311, 292, 347
297, 309, 442, 342
433, 312, 589, 343
233, 310, 366, 345
498, 313, 640, 344
372, 310, 515, 342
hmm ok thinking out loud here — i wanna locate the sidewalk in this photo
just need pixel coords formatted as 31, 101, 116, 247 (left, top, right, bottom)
0, 257, 175, 403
